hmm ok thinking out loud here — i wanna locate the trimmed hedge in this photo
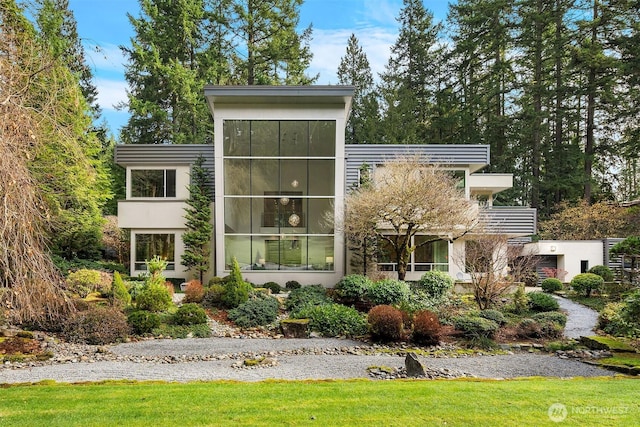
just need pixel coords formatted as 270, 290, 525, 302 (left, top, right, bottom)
293, 303, 367, 337
528, 291, 559, 312
454, 316, 499, 339
541, 278, 563, 293
368, 305, 404, 342
571, 273, 604, 297
228, 295, 279, 328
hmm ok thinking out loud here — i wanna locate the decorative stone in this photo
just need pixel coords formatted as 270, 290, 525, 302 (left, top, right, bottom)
280, 319, 310, 338
405, 353, 426, 377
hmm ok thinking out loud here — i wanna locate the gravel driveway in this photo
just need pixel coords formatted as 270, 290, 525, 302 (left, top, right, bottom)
0, 337, 616, 384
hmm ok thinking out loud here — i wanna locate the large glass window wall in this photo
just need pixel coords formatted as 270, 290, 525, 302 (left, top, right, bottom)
223, 120, 336, 271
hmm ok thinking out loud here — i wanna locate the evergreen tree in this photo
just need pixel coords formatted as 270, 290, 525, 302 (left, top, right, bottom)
181, 156, 213, 283
337, 33, 379, 144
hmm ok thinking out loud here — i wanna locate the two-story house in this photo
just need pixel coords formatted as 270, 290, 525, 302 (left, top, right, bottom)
116, 85, 536, 285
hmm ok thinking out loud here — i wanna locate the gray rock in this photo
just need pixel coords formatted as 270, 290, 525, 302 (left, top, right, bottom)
405, 353, 426, 377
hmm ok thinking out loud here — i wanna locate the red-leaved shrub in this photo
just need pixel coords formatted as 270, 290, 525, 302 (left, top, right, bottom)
368, 305, 404, 342
412, 310, 441, 345
184, 280, 205, 303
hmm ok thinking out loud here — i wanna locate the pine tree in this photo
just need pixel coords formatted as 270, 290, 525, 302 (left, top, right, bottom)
181, 156, 213, 283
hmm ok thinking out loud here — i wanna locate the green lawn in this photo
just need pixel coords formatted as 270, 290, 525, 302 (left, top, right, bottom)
0, 378, 638, 426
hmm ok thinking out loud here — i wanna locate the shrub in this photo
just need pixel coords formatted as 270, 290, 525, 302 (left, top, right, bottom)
66, 269, 103, 298
334, 275, 372, 303
183, 280, 205, 303
285, 280, 302, 290
598, 302, 639, 337
173, 303, 208, 326
262, 281, 282, 294
136, 282, 173, 312
588, 265, 615, 282
571, 273, 604, 297
111, 271, 131, 307
517, 318, 562, 339
368, 305, 404, 342
511, 284, 529, 314
152, 323, 212, 338
221, 259, 251, 308
532, 311, 567, 327
528, 291, 559, 312
63, 306, 130, 344
541, 278, 563, 293
416, 270, 454, 302
454, 316, 499, 339
202, 284, 225, 308
285, 285, 331, 314
126, 280, 145, 301
291, 303, 367, 337
127, 310, 161, 334
228, 295, 279, 328
479, 309, 506, 326
365, 279, 410, 306
411, 310, 441, 345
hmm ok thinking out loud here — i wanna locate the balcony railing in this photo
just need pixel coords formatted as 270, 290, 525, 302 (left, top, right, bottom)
479, 206, 537, 236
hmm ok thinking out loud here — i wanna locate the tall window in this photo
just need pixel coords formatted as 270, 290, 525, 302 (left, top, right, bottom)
135, 234, 175, 270
223, 120, 336, 271
377, 236, 449, 272
132, 169, 176, 197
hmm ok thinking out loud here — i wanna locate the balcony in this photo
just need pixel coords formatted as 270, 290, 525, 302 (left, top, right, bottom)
480, 206, 537, 236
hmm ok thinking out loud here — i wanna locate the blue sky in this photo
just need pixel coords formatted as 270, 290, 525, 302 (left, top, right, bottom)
67, 0, 451, 138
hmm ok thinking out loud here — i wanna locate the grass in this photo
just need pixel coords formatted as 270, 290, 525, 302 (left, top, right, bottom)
566, 295, 608, 312
598, 353, 640, 368
0, 378, 639, 426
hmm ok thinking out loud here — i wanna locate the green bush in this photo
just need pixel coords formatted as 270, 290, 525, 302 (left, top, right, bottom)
588, 265, 615, 282
598, 302, 639, 337
454, 316, 499, 339
127, 310, 161, 334
334, 275, 372, 303
136, 282, 173, 312
368, 305, 404, 342
532, 311, 567, 327
173, 303, 208, 326
365, 279, 410, 306
285, 285, 331, 314
221, 258, 251, 308
202, 284, 225, 308
112, 271, 131, 307
66, 269, 103, 298
528, 291, 559, 312
152, 323, 212, 338
479, 309, 506, 326
126, 281, 145, 301
285, 280, 302, 290
416, 270, 454, 302
517, 318, 562, 339
411, 310, 441, 345
541, 278, 563, 293
571, 273, 604, 297
262, 281, 282, 294
511, 284, 529, 314
63, 306, 130, 344
293, 303, 367, 337
228, 295, 279, 328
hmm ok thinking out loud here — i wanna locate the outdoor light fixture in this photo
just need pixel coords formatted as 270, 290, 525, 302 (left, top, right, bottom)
550, 245, 557, 252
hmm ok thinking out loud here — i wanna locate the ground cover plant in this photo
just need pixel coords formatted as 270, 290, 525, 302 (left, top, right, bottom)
0, 378, 637, 426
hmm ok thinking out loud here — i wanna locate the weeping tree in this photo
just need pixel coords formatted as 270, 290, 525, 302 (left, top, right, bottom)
344, 157, 478, 280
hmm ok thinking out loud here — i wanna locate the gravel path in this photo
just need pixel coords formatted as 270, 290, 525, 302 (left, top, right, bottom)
554, 296, 599, 339
0, 337, 615, 384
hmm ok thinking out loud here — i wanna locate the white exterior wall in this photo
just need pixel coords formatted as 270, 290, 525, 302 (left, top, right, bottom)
213, 105, 347, 287
525, 240, 604, 282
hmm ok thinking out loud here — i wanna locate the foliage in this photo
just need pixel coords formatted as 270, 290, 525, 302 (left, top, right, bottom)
416, 271, 454, 303
365, 279, 410, 306
539, 202, 631, 240
285, 285, 331, 314
111, 271, 131, 307
571, 273, 604, 297
173, 303, 208, 326
527, 291, 559, 312
411, 310, 441, 345
345, 157, 476, 280
228, 295, 279, 328
62, 306, 130, 344
511, 284, 529, 315
136, 282, 172, 312
292, 304, 367, 337
334, 275, 372, 304
367, 305, 404, 342
221, 258, 251, 309
532, 311, 567, 327
588, 265, 614, 282
541, 278, 563, 293
65, 269, 104, 298
151, 323, 212, 339
516, 318, 562, 339
285, 280, 302, 290
479, 309, 506, 326
202, 284, 225, 308
598, 302, 640, 338
181, 155, 213, 282
610, 236, 640, 256
262, 282, 282, 294
183, 280, 205, 303
453, 316, 499, 339
146, 256, 168, 277
127, 310, 161, 335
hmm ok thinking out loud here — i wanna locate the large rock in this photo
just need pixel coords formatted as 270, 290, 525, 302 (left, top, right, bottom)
280, 319, 310, 338
405, 353, 426, 377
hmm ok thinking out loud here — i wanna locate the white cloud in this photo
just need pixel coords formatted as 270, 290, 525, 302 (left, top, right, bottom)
95, 78, 128, 111
84, 42, 127, 73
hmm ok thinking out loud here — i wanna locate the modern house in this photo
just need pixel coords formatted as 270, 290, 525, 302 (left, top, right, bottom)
116, 85, 536, 286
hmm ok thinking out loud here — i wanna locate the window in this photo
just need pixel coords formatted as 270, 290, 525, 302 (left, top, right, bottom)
132, 169, 176, 197
135, 234, 175, 270
377, 236, 449, 272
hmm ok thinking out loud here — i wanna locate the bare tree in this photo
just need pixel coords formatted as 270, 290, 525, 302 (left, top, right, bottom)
344, 157, 478, 280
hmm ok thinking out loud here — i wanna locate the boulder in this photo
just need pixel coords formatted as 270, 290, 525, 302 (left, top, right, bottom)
280, 319, 310, 338
405, 353, 426, 377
